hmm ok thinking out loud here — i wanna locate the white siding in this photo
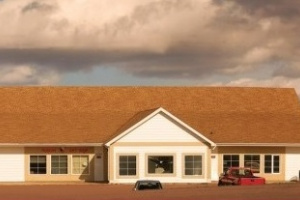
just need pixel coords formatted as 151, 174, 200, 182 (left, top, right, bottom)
118, 113, 200, 143
285, 147, 300, 181
111, 145, 209, 183
0, 147, 25, 182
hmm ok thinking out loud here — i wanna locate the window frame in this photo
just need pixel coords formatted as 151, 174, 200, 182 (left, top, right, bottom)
146, 154, 176, 177
183, 154, 204, 177
29, 155, 47, 175
222, 154, 240, 172
244, 154, 260, 173
118, 155, 138, 177
50, 155, 68, 175
71, 155, 90, 175
264, 154, 280, 174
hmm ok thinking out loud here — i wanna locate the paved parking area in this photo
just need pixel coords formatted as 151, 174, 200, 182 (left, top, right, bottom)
0, 182, 299, 200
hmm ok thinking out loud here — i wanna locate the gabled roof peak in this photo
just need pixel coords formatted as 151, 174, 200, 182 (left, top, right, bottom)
105, 107, 216, 147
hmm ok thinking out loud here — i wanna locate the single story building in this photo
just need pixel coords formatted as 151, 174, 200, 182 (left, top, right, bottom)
0, 87, 300, 183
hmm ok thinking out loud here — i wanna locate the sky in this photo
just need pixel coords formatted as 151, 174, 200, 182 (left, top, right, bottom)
1, 0, 300, 96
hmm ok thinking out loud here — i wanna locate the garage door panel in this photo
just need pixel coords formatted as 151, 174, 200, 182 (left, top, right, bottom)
0, 147, 25, 182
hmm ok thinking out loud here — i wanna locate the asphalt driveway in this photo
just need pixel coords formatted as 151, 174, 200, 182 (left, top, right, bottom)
0, 182, 299, 200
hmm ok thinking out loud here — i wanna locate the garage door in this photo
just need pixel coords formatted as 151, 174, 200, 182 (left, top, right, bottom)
286, 147, 300, 182
0, 147, 25, 182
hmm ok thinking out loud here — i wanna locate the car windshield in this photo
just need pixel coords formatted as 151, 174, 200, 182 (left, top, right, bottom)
136, 181, 162, 190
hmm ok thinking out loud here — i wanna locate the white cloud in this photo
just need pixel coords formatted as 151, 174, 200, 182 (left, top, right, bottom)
0, 65, 61, 85
213, 76, 300, 97
1, 0, 300, 85
0, 0, 214, 52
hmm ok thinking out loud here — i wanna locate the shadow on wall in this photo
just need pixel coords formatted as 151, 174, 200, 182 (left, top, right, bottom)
289, 176, 299, 182
77, 155, 95, 182
78, 149, 108, 183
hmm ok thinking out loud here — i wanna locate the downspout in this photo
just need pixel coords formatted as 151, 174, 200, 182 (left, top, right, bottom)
106, 146, 110, 183
212, 145, 217, 151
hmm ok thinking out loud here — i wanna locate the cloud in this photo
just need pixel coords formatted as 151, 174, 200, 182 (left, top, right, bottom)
0, 0, 300, 86
0, 65, 60, 85
212, 76, 300, 97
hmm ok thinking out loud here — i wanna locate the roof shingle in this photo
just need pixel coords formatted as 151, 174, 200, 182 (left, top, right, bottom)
0, 87, 299, 144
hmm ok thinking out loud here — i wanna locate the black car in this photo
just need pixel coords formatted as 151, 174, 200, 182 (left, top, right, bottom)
133, 180, 163, 191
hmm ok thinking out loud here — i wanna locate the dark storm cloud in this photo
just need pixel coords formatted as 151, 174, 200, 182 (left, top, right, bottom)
214, 0, 300, 20
0, 47, 234, 79
0, 0, 300, 86
22, 1, 55, 13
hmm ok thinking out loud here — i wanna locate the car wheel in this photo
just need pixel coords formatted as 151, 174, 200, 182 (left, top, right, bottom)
218, 181, 223, 186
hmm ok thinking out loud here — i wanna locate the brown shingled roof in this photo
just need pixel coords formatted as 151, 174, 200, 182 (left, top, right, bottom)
0, 87, 300, 144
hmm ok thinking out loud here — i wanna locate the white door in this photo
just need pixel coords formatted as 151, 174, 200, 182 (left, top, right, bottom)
211, 154, 219, 181
0, 147, 25, 182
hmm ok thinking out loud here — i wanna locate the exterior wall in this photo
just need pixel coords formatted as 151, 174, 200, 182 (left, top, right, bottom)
108, 111, 213, 183
285, 147, 300, 181
210, 153, 218, 181
94, 146, 108, 182
0, 147, 25, 182
109, 143, 210, 184
118, 113, 201, 143
25, 147, 96, 182
214, 146, 285, 183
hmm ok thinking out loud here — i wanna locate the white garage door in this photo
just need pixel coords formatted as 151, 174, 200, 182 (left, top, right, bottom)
0, 147, 25, 182
285, 147, 300, 181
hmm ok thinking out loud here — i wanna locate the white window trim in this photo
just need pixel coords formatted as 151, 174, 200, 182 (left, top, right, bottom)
244, 154, 261, 174
29, 154, 47, 175
222, 154, 240, 172
71, 155, 90, 175
50, 155, 68, 175
264, 154, 280, 174
145, 154, 176, 177
182, 154, 205, 178
116, 154, 139, 179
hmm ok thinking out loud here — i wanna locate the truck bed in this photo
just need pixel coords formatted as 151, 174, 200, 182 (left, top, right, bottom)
239, 176, 266, 185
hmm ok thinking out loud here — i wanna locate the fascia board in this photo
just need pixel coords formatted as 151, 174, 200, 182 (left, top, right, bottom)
216, 143, 300, 147
105, 107, 216, 147
0, 143, 103, 147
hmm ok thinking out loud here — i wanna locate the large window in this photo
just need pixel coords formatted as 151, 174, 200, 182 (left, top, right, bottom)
51, 155, 68, 174
148, 156, 173, 174
30, 155, 47, 174
244, 155, 260, 173
223, 155, 239, 172
119, 156, 137, 176
72, 155, 89, 175
264, 155, 280, 174
184, 155, 202, 176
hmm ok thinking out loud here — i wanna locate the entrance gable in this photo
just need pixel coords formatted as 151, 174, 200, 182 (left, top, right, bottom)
118, 112, 200, 143
105, 107, 215, 146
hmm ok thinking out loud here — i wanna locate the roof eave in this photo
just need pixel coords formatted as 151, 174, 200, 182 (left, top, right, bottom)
0, 143, 103, 147
216, 143, 300, 147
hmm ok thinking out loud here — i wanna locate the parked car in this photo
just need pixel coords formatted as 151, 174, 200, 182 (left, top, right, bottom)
218, 167, 266, 186
133, 180, 163, 191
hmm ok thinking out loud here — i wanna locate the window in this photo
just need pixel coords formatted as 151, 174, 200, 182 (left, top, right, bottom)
184, 155, 202, 176
148, 156, 173, 174
119, 156, 136, 176
244, 155, 260, 173
30, 155, 47, 174
51, 155, 68, 174
72, 155, 89, 174
223, 155, 239, 172
264, 155, 280, 174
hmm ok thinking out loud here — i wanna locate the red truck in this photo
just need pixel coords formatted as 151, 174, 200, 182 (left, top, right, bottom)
218, 167, 266, 186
